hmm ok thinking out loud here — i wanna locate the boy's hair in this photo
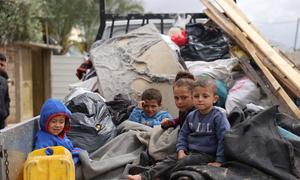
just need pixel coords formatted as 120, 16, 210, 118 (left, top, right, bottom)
141, 88, 162, 105
175, 71, 195, 82
0, 53, 6, 62
174, 71, 195, 92
193, 75, 217, 94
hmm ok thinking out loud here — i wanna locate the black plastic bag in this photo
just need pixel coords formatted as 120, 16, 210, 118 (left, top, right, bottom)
276, 113, 300, 137
169, 106, 300, 180
65, 92, 115, 153
105, 94, 136, 125
180, 23, 230, 61
225, 106, 300, 179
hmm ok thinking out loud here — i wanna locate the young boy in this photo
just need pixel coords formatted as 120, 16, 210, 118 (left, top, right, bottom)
128, 76, 230, 180
34, 98, 82, 165
128, 88, 173, 127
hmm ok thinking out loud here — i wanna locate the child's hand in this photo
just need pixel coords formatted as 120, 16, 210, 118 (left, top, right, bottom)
137, 101, 145, 109
177, 150, 187, 160
143, 121, 150, 126
207, 162, 222, 167
161, 118, 172, 129
161, 118, 170, 125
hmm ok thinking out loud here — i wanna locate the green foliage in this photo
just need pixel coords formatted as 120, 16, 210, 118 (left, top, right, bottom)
0, 0, 43, 44
41, 0, 144, 54
0, 0, 144, 53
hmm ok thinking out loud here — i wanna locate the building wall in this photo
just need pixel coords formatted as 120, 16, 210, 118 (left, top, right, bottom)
19, 47, 34, 120
51, 55, 83, 100
31, 48, 52, 116
0, 46, 18, 123
0, 44, 52, 123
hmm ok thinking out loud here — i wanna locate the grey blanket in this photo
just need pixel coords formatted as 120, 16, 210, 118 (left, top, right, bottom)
77, 121, 179, 180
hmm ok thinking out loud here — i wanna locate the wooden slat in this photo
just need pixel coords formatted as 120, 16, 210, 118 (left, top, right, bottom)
204, 1, 300, 97
224, 0, 300, 75
255, 51, 300, 98
214, 0, 300, 91
201, 0, 300, 119
277, 49, 300, 70
204, 11, 300, 97
222, 0, 266, 39
230, 46, 293, 116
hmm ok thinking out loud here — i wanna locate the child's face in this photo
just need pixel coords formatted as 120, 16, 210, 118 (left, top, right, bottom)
173, 86, 193, 112
48, 115, 66, 136
142, 99, 160, 117
192, 85, 218, 114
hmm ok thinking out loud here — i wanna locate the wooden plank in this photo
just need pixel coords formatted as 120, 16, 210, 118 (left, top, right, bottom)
222, 0, 267, 40
277, 49, 300, 71
20, 48, 33, 120
201, 0, 300, 119
225, 0, 300, 74
1, 46, 18, 123
205, 5, 300, 98
218, 0, 300, 85
230, 47, 293, 116
255, 51, 300, 98
204, 11, 300, 119
213, 0, 300, 91
202, 7, 300, 97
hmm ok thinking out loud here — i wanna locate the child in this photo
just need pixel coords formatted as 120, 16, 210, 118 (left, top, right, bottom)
34, 98, 82, 165
128, 88, 173, 127
161, 71, 196, 129
128, 76, 230, 180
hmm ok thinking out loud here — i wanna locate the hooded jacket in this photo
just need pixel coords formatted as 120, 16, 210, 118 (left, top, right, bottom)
34, 98, 81, 164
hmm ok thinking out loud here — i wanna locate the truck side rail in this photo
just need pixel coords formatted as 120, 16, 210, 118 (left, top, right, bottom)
0, 117, 39, 180
95, 12, 207, 40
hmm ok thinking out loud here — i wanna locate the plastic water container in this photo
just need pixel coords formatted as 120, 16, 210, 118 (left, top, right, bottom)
23, 146, 75, 180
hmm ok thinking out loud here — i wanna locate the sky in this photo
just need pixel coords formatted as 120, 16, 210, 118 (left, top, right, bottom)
141, 0, 300, 51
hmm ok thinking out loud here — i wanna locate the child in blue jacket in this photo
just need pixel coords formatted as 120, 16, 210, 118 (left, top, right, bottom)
128, 88, 173, 127
34, 98, 82, 165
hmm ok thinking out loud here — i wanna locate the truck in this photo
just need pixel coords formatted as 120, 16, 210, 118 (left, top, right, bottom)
1, 0, 299, 179
0, 6, 207, 180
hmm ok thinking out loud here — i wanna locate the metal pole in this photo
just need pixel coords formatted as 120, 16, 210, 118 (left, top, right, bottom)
293, 17, 300, 51
95, 0, 106, 41
45, 20, 49, 44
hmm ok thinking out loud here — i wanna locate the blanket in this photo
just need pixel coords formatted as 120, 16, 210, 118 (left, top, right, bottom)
170, 106, 300, 180
77, 121, 179, 180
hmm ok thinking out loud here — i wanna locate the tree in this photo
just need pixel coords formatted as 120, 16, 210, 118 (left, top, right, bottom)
80, 0, 145, 53
0, 0, 144, 53
42, 0, 144, 54
0, 0, 43, 44
39, 0, 94, 54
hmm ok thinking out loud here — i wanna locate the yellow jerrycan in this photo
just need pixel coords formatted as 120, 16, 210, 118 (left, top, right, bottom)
23, 146, 75, 180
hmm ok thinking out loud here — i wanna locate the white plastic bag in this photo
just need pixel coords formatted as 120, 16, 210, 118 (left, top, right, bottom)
186, 58, 238, 88
225, 76, 261, 114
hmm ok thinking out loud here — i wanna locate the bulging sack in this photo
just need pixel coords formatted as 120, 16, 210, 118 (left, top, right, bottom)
65, 92, 115, 153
